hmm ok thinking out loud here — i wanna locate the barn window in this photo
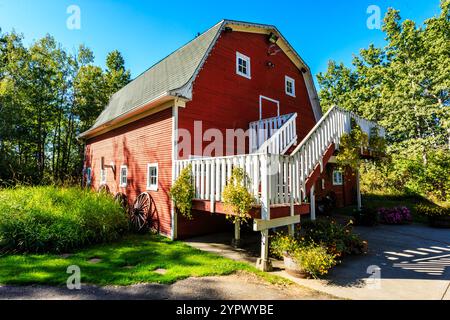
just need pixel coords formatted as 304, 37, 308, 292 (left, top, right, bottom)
100, 168, 107, 185
285, 76, 296, 97
120, 165, 128, 187
332, 170, 343, 186
86, 167, 92, 186
147, 163, 158, 191
236, 52, 251, 79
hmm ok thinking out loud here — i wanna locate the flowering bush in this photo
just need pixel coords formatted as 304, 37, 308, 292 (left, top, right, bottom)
270, 233, 299, 259
299, 219, 368, 258
378, 206, 412, 224
270, 233, 336, 278
294, 242, 336, 279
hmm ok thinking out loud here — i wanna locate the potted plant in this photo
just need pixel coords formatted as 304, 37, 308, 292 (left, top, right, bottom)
293, 242, 336, 279
270, 233, 307, 277
416, 204, 450, 228
270, 234, 336, 278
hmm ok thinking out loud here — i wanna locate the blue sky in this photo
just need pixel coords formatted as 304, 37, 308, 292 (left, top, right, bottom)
0, 0, 441, 86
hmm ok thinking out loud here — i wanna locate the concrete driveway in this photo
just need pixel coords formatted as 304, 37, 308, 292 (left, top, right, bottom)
280, 224, 450, 300
186, 223, 450, 300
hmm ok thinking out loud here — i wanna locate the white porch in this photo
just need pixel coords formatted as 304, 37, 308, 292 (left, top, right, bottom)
174, 106, 385, 270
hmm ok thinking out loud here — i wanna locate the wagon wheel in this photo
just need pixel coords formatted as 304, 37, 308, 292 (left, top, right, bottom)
98, 184, 110, 194
114, 192, 128, 211
147, 196, 160, 233
130, 192, 151, 232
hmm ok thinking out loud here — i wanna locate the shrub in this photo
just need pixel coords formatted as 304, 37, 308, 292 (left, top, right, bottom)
415, 204, 450, 217
294, 242, 336, 279
368, 127, 387, 155
336, 121, 369, 171
170, 164, 195, 220
222, 168, 254, 224
298, 219, 368, 258
378, 206, 412, 224
0, 186, 128, 253
270, 233, 299, 259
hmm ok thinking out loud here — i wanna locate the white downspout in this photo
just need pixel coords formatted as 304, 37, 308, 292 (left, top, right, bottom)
171, 104, 179, 240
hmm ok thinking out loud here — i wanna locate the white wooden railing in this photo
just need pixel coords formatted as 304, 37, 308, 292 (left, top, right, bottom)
289, 105, 385, 197
174, 106, 385, 211
256, 113, 297, 154
249, 113, 297, 154
174, 154, 268, 212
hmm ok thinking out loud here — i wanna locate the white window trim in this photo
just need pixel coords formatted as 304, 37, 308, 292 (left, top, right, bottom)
147, 163, 159, 191
119, 165, 128, 187
285, 76, 296, 97
100, 168, 107, 185
332, 170, 344, 186
236, 52, 251, 79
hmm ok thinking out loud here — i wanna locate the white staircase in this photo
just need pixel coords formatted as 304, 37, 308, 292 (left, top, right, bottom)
249, 113, 297, 154
174, 105, 384, 209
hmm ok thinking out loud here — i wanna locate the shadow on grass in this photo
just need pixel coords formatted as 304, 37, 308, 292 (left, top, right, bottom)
0, 234, 250, 287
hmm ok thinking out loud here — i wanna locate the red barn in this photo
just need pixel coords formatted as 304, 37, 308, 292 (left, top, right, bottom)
79, 20, 383, 270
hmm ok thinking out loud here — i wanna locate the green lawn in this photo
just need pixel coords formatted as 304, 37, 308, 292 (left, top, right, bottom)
0, 234, 285, 286
333, 193, 449, 223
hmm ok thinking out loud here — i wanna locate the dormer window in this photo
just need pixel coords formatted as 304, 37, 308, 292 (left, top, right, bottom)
236, 52, 251, 79
285, 76, 296, 97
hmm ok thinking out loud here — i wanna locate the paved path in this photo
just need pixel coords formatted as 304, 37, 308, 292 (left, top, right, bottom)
185, 224, 450, 300
0, 271, 334, 300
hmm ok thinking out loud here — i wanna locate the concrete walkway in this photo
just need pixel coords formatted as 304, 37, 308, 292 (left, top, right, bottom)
0, 271, 332, 300
185, 224, 450, 300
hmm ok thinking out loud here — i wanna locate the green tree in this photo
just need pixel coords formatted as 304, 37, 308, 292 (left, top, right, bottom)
318, 1, 450, 152
0, 29, 131, 185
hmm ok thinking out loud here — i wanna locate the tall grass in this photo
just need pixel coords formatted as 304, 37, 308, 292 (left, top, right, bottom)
0, 186, 128, 253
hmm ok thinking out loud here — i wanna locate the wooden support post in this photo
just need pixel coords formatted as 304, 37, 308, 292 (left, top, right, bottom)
356, 169, 362, 211
232, 221, 241, 248
257, 229, 271, 271
288, 158, 295, 236
310, 184, 316, 221
256, 155, 272, 271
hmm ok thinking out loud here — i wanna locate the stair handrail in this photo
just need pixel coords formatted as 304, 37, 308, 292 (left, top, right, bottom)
291, 105, 385, 156
255, 112, 297, 154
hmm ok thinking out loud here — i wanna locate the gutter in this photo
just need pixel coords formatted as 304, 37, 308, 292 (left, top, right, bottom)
77, 92, 187, 140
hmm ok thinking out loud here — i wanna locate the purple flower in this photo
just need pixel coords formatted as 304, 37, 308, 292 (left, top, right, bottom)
378, 206, 411, 224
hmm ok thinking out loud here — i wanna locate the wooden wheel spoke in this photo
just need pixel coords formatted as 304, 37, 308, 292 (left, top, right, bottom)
130, 192, 153, 232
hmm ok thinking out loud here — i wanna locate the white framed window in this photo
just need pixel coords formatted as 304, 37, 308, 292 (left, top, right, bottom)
236, 52, 251, 79
285, 76, 296, 97
119, 165, 128, 187
147, 163, 158, 191
332, 170, 343, 186
100, 168, 107, 185
86, 167, 92, 186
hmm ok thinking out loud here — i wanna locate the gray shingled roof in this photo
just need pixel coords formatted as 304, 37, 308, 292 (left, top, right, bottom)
81, 19, 322, 138
88, 21, 224, 131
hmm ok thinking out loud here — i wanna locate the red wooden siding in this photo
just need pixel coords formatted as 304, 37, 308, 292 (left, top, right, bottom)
315, 164, 357, 208
84, 108, 173, 236
178, 31, 317, 158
